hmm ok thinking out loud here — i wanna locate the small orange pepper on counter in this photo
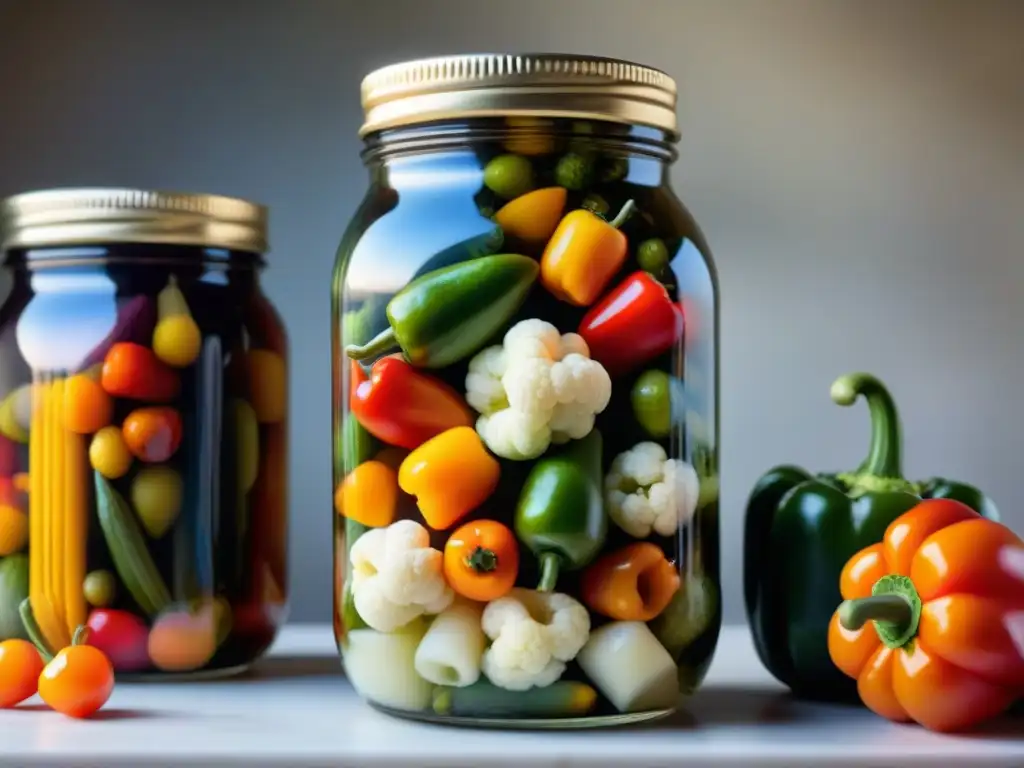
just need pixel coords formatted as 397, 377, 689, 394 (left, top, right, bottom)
581, 541, 680, 622
540, 199, 637, 307
398, 426, 500, 531
828, 499, 1024, 732
334, 460, 399, 529
443, 519, 520, 601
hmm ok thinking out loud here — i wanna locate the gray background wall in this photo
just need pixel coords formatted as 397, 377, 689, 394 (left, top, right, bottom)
1, 0, 1021, 624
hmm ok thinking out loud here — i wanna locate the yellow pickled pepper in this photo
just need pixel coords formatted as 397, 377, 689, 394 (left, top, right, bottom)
540, 199, 637, 307
153, 275, 202, 368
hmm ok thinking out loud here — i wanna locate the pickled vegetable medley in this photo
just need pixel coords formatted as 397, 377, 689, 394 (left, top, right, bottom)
335, 125, 720, 721
0, 269, 287, 675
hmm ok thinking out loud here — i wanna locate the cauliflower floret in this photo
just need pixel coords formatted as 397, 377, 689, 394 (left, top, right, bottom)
476, 409, 551, 462
465, 346, 508, 414
605, 442, 701, 539
480, 588, 591, 691
349, 520, 454, 633
465, 319, 611, 460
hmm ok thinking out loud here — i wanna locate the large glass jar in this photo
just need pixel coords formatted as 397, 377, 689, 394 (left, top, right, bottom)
0, 189, 288, 678
333, 54, 720, 727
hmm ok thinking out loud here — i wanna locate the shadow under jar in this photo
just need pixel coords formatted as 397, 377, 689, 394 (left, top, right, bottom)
332, 54, 720, 728
0, 189, 288, 678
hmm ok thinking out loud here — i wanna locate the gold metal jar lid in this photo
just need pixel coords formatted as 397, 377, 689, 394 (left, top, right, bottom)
359, 53, 678, 138
0, 187, 269, 253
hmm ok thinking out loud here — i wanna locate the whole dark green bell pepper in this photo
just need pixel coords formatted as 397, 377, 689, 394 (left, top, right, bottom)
744, 372, 999, 701
345, 253, 539, 369
515, 430, 607, 592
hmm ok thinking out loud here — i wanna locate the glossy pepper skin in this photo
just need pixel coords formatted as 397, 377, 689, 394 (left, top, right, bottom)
581, 542, 680, 622
398, 426, 501, 531
514, 430, 607, 592
744, 372, 1000, 702
346, 254, 539, 369
578, 271, 684, 377
540, 200, 636, 307
829, 500, 1024, 732
349, 357, 473, 451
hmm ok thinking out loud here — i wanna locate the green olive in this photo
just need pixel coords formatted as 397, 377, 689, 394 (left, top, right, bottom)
630, 369, 685, 439
234, 398, 260, 493
581, 194, 609, 217
649, 576, 719, 664
554, 152, 595, 191
483, 154, 535, 199
130, 466, 183, 539
83, 569, 116, 607
637, 238, 670, 274
600, 157, 629, 182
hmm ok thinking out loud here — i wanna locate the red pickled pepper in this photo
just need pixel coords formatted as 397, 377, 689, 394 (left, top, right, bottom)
101, 342, 180, 402
578, 271, 684, 377
350, 356, 473, 450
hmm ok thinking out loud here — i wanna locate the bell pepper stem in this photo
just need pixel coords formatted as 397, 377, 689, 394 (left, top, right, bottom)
71, 625, 90, 646
537, 552, 561, 592
608, 199, 637, 230
838, 574, 922, 650
838, 595, 911, 631
830, 372, 903, 480
465, 546, 499, 573
345, 327, 396, 362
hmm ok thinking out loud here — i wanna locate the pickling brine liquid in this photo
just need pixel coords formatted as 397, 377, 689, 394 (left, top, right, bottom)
0, 246, 288, 677
333, 116, 721, 726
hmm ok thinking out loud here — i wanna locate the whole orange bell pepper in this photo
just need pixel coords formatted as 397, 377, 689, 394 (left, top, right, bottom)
540, 200, 636, 307
398, 426, 500, 530
581, 542, 680, 622
828, 499, 1024, 732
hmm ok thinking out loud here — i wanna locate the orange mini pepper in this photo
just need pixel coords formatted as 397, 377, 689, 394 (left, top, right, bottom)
581, 542, 680, 622
334, 460, 398, 529
493, 187, 567, 245
828, 499, 1024, 732
540, 199, 637, 307
443, 519, 519, 602
398, 426, 500, 531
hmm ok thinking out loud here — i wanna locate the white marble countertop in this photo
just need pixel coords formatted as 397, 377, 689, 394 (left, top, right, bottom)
0, 624, 1020, 767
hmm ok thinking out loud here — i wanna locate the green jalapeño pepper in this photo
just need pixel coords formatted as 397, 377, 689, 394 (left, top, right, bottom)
744, 372, 1000, 702
515, 430, 607, 592
346, 254, 539, 369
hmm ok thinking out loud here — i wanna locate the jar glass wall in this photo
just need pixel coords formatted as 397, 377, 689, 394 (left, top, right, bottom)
333, 59, 720, 728
0, 190, 288, 677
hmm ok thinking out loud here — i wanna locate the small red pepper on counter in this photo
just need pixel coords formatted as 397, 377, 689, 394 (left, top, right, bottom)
828, 499, 1024, 732
540, 200, 636, 307
578, 271, 684, 377
581, 542, 681, 622
350, 357, 474, 450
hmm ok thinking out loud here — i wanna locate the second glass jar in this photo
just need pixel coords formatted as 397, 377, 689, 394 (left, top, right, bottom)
333, 54, 721, 726
0, 189, 288, 677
